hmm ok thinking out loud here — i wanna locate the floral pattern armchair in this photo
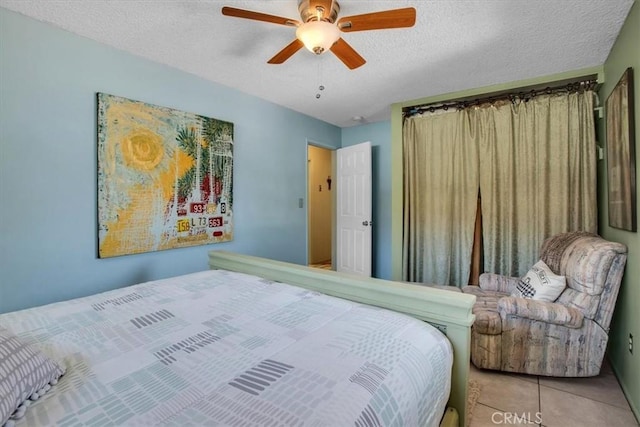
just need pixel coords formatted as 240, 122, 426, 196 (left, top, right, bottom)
462, 232, 627, 377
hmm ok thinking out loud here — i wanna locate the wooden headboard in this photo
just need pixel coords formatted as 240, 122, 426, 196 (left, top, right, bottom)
209, 250, 476, 426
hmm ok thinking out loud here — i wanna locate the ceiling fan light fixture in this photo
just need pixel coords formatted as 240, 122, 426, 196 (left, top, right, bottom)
296, 20, 340, 54
222, 3, 415, 69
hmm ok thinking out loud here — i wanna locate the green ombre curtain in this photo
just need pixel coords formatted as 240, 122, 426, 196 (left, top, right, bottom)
479, 92, 597, 276
402, 110, 480, 285
403, 90, 597, 285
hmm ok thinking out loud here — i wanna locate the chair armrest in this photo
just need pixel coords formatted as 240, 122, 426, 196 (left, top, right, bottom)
479, 273, 520, 294
498, 297, 584, 328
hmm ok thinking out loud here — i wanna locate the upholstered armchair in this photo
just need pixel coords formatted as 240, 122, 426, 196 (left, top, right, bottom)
462, 232, 627, 377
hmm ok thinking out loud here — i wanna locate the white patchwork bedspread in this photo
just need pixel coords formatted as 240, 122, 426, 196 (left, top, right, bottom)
1, 269, 452, 426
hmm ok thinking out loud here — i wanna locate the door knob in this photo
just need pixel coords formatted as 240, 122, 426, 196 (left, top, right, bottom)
362, 220, 370, 226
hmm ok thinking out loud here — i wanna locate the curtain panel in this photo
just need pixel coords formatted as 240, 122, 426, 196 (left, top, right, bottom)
402, 111, 479, 285
403, 90, 597, 285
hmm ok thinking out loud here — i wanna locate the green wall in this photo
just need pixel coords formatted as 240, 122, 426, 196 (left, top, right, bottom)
599, 0, 640, 418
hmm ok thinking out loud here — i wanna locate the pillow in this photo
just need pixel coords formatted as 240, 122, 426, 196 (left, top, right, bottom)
511, 260, 566, 302
0, 326, 66, 426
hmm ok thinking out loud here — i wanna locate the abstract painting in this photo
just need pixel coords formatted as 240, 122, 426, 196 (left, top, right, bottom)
98, 93, 233, 258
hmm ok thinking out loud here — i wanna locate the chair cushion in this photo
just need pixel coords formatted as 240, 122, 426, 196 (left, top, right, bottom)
563, 238, 623, 296
498, 296, 584, 328
462, 286, 505, 335
539, 231, 593, 273
541, 233, 626, 296
473, 309, 502, 335
511, 260, 566, 302
555, 288, 600, 319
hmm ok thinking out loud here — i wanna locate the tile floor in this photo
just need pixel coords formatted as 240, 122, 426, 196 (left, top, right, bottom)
468, 360, 639, 427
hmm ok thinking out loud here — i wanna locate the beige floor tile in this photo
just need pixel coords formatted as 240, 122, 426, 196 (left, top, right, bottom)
471, 366, 540, 417
539, 370, 631, 410
506, 371, 539, 385
540, 385, 639, 427
470, 363, 538, 385
469, 403, 539, 427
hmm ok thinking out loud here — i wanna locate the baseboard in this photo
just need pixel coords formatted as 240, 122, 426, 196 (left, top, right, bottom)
609, 357, 640, 423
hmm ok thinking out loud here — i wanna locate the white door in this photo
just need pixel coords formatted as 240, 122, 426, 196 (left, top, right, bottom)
336, 142, 372, 276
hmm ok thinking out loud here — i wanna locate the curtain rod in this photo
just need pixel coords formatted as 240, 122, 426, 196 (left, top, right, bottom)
403, 76, 599, 118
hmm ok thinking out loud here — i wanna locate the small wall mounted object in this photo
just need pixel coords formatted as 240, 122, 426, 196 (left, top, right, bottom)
97, 93, 234, 257
606, 67, 636, 232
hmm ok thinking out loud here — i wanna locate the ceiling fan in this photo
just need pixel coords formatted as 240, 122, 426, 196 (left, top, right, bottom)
222, 1, 416, 70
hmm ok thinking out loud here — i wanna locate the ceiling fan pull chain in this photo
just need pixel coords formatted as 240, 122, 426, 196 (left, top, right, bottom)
316, 59, 325, 99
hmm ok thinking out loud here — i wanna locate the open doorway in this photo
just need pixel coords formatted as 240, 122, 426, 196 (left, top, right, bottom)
307, 144, 334, 270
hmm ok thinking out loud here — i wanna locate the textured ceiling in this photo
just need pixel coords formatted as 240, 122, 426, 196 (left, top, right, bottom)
0, 0, 634, 127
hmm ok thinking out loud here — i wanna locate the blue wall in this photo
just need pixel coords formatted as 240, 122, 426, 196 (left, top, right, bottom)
341, 121, 392, 280
0, 8, 341, 313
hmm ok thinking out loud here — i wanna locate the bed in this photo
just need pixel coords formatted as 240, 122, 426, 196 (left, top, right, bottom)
0, 251, 475, 427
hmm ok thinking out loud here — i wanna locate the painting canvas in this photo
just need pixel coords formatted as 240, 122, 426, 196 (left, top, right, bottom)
98, 93, 233, 258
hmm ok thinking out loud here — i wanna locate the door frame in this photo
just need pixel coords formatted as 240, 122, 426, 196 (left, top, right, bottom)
306, 140, 337, 268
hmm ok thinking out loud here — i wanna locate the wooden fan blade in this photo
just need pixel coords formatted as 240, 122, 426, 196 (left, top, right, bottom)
338, 7, 416, 32
222, 6, 300, 27
268, 39, 305, 64
330, 38, 366, 70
